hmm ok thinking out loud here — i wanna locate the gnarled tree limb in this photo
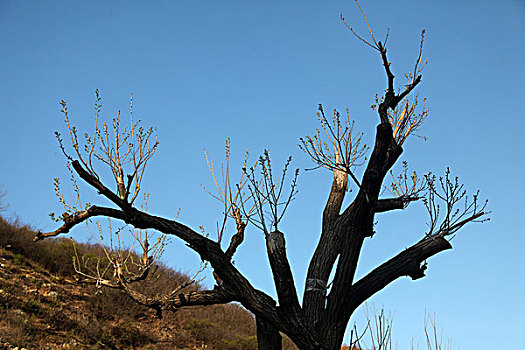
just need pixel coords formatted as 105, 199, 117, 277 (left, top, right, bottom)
346, 235, 450, 316
224, 221, 246, 260
42, 159, 324, 349
35, 205, 126, 241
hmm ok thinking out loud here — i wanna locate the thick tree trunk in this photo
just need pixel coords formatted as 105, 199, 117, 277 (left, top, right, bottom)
257, 316, 282, 350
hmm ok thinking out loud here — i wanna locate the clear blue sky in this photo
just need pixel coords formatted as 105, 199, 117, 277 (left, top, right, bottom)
1, 1, 524, 348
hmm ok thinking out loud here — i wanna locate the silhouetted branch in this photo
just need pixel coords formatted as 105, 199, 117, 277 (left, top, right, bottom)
373, 196, 417, 213
423, 169, 489, 238
36, 205, 125, 241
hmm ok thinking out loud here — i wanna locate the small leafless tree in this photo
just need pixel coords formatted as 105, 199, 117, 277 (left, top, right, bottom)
0, 185, 7, 213
346, 305, 454, 350
36, 3, 488, 349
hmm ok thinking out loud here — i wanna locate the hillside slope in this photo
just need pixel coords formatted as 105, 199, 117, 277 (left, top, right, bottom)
0, 217, 283, 349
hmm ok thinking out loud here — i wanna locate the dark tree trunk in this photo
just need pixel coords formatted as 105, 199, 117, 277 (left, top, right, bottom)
257, 316, 282, 350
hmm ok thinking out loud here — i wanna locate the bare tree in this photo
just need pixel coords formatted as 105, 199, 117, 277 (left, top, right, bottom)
345, 305, 455, 350
0, 185, 7, 213
36, 4, 488, 350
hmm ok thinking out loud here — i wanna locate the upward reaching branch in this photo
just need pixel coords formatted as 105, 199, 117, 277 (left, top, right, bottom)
202, 140, 256, 261
377, 40, 423, 124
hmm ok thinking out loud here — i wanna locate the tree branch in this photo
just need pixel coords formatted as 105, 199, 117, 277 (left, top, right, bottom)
345, 234, 452, 316
377, 42, 422, 114
373, 197, 405, 213
82, 275, 236, 318
377, 42, 395, 111
35, 205, 125, 241
121, 283, 236, 316
265, 231, 301, 314
40, 159, 292, 337
224, 221, 246, 260
71, 160, 129, 210
324, 170, 348, 220
346, 212, 486, 317
395, 75, 422, 106
373, 196, 419, 213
